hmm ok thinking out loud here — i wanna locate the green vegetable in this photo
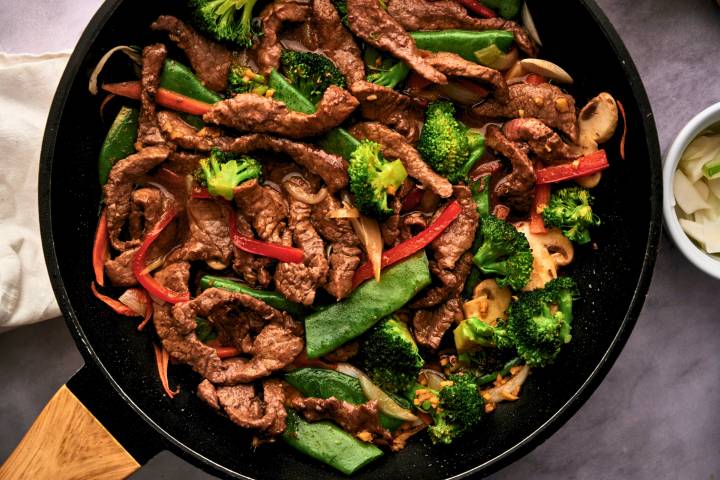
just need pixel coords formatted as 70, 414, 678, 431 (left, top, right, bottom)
98, 106, 139, 185
505, 277, 578, 367
410, 30, 515, 63
463, 175, 491, 299
283, 410, 383, 475
542, 186, 601, 245
419, 373, 485, 445
227, 64, 268, 96
453, 316, 513, 353
417, 101, 485, 183
472, 44, 510, 69
703, 156, 720, 179
472, 215, 533, 291
474, 357, 522, 386
280, 50, 346, 104
267, 69, 317, 114
199, 275, 306, 317
364, 47, 411, 90
197, 148, 261, 201
305, 252, 432, 358
348, 140, 408, 218
194, 317, 218, 343
159, 59, 223, 102
358, 317, 424, 394
285, 368, 404, 430
190, 0, 259, 48
319, 127, 361, 161
332, 0, 349, 27
479, 0, 522, 19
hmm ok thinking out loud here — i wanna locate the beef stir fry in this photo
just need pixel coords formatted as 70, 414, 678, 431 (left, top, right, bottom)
90, 0, 621, 473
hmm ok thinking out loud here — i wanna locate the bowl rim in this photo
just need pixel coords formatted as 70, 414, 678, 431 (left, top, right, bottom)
662, 101, 720, 280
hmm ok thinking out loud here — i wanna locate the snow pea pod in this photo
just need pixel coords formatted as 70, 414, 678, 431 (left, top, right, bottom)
285, 368, 404, 430
159, 59, 222, 104
98, 106, 138, 185
198, 275, 306, 317
410, 30, 515, 63
267, 69, 316, 114
283, 410, 383, 475
318, 127, 360, 161
479, 0, 523, 19
305, 252, 431, 358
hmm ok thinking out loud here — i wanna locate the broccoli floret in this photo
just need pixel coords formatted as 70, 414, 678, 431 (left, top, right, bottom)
227, 64, 268, 96
505, 277, 579, 367
359, 316, 424, 394
190, 0, 259, 48
453, 317, 514, 353
348, 140, 408, 218
367, 61, 411, 90
542, 186, 601, 245
197, 148, 262, 200
280, 50, 346, 104
472, 216, 533, 291
417, 101, 485, 183
421, 373, 484, 445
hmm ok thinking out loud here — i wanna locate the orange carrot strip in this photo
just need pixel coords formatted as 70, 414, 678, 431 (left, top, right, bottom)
92, 209, 109, 287
137, 290, 153, 331
102, 81, 212, 116
154, 344, 179, 398
617, 99, 627, 160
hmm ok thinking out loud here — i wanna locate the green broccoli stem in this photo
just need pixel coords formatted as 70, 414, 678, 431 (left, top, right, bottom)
476, 357, 522, 386
367, 62, 411, 90
456, 130, 486, 180
557, 291, 574, 343
471, 175, 491, 217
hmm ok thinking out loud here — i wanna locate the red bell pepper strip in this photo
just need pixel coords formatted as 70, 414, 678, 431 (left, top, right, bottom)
90, 282, 141, 317
455, 0, 497, 18
525, 74, 546, 86
352, 200, 462, 288
617, 99, 627, 160
92, 209, 109, 287
102, 81, 212, 116
530, 183, 551, 234
227, 207, 305, 264
154, 344, 179, 398
401, 187, 424, 213
535, 150, 609, 184
132, 208, 191, 304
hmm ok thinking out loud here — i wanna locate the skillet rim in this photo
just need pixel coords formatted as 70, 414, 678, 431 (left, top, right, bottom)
37, 0, 662, 478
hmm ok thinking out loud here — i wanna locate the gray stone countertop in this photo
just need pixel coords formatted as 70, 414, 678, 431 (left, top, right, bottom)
1, 0, 719, 478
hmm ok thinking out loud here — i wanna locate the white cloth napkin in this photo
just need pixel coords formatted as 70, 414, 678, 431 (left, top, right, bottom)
0, 52, 71, 330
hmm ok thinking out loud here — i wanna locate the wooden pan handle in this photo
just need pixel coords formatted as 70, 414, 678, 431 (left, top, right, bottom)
0, 385, 140, 480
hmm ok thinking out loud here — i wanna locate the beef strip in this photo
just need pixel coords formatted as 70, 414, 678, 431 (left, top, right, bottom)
380, 196, 403, 247
472, 83, 579, 142
198, 378, 287, 435
151, 15, 233, 92
412, 297, 463, 349
349, 122, 453, 198
165, 288, 303, 384
232, 213, 273, 288
501, 118, 578, 165
310, 0, 365, 84
167, 198, 232, 265
275, 178, 329, 305
311, 195, 362, 299
411, 252, 473, 308
203, 85, 358, 139
346, 0, 446, 84
256, 0, 312, 74
322, 341, 360, 362
136, 44, 167, 149
430, 186, 478, 270
386, 0, 537, 56
485, 125, 536, 212
349, 81, 424, 143
165, 150, 204, 175
289, 396, 392, 444
104, 248, 138, 286
397, 211, 428, 243
158, 111, 349, 191
233, 179, 289, 244
422, 51, 509, 102
103, 146, 172, 251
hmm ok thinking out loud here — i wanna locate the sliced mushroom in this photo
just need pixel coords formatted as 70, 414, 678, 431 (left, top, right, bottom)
515, 222, 574, 291
578, 92, 618, 148
462, 279, 511, 327
519, 58, 573, 84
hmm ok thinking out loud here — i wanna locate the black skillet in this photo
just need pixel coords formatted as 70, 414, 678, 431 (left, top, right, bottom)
16, 0, 662, 477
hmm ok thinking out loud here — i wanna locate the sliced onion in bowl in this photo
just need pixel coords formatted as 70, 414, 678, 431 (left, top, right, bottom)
89, 45, 142, 95
336, 363, 419, 422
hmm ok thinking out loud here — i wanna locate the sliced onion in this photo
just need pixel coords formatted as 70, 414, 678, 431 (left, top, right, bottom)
118, 289, 147, 316
283, 181, 328, 205
342, 194, 383, 281
336, 363, 419, 422
482, 365, 530, 404
139, 254, 166, 276
418, 369, 446, 391
327, 207, 360, 219
522, 2, 543, 47
437, 79, 489, 105
89, 45, 142, 95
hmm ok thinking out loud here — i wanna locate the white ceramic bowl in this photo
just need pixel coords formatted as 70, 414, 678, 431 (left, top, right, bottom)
663, 102, 720, 279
